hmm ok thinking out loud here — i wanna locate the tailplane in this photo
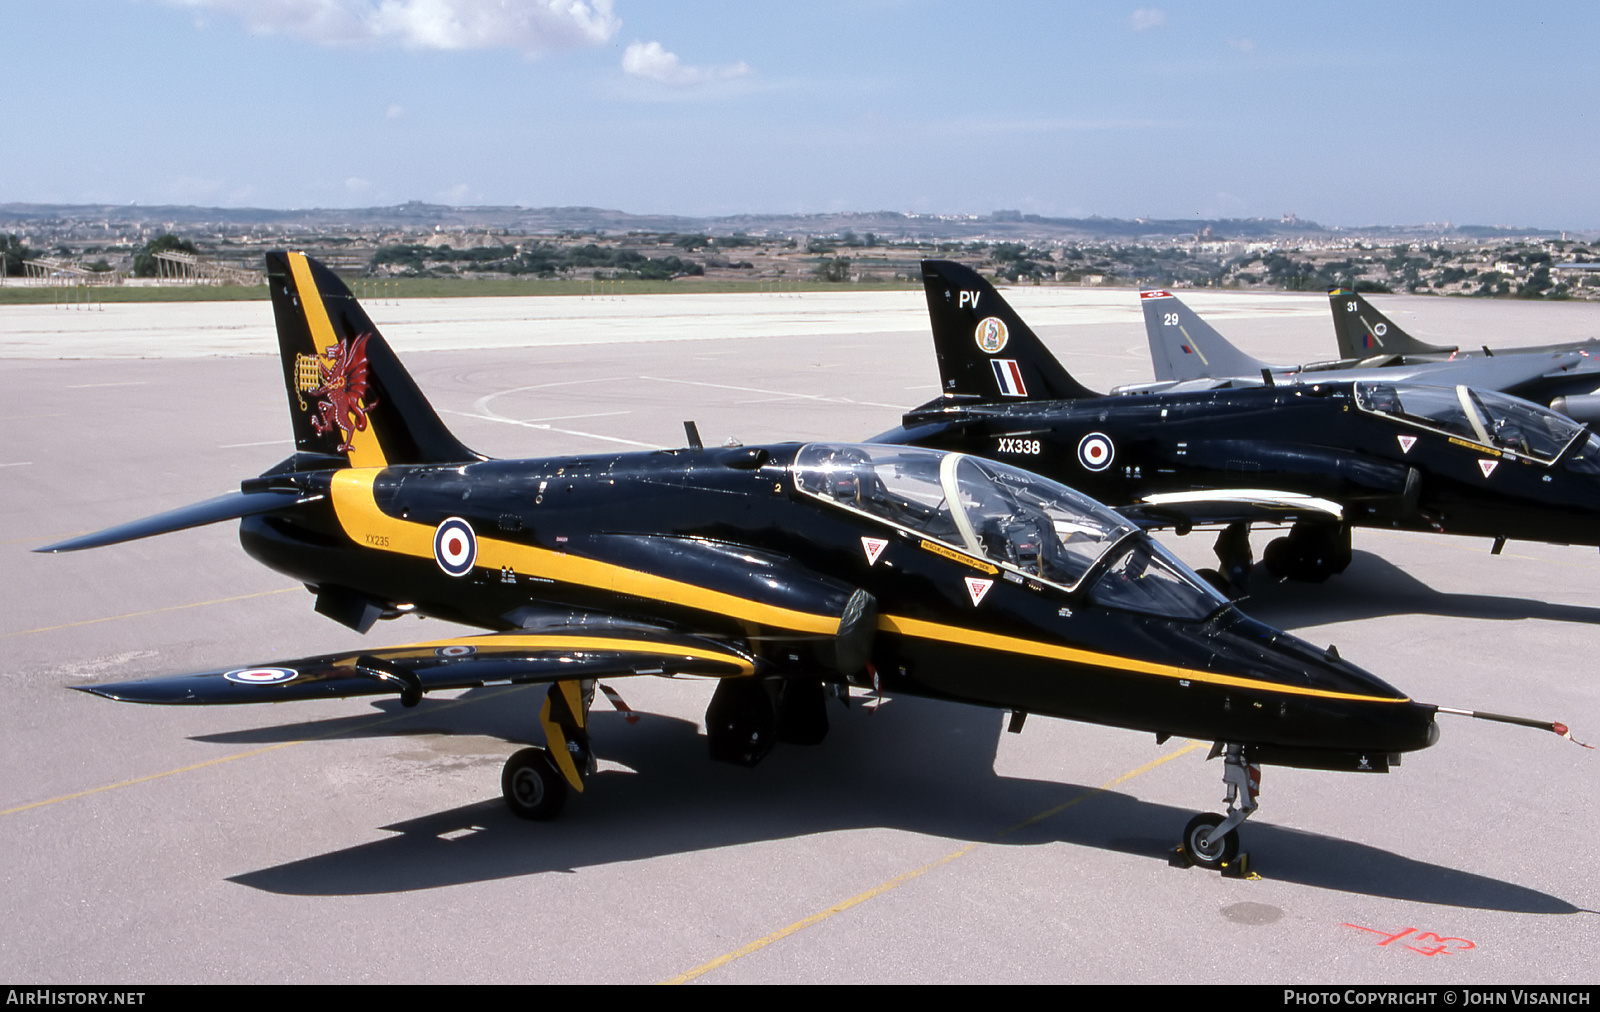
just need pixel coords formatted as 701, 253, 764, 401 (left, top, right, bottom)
268, 251, 479, 468
1329, 287, 1455, 359
919, 260, 1099, 402
1139, 289, 1270, 381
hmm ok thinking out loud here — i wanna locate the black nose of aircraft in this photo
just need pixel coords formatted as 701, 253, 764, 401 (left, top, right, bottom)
1201, 609, 1440, 758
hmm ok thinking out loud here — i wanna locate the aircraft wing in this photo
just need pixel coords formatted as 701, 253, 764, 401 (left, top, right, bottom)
1372, 350, 1582, 391
1117, 489, 1344, 530
73, 629, 758, 706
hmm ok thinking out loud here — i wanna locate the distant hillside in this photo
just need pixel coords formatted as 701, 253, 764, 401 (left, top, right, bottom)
0, 202, 1571, 243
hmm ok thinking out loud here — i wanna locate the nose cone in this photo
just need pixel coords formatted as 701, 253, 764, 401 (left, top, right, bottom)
1200, 610, 1438, 755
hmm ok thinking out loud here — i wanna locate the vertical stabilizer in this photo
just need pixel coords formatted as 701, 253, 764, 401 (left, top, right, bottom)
919, 260, 1099, 402
1329, 288, 1455, 359
1139, 289, 1270, 381
266, 251, 479, 467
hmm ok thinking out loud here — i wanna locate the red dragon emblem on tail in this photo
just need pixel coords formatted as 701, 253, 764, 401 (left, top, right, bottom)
304, 334, 379, 452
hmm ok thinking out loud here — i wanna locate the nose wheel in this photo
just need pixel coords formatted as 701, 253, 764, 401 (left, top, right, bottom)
1181, 813, 1238, 869
1172, 744, 1257, 876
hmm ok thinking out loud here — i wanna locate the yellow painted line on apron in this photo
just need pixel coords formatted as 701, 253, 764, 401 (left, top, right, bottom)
661, 740, 1205, 985
1, 587, 299, 639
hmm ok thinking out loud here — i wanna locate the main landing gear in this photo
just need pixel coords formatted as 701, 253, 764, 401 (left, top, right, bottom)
1172, 744, 1259, 877
1263, 522, 1351, 584
501, 679, 594, 821
1208, 521, 1354, 593
1204, 521, 1254, 596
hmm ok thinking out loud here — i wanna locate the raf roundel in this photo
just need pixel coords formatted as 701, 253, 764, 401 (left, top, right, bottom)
974, 317, 1009, 354
1077, 432, 1115, 472
224, 667, 298, 685
434, 517, 478, 577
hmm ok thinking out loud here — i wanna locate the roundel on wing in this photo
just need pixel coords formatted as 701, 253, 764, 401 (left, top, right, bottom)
436, 645, 477, 658
434, 517, 478, 577
224, 667, 298, 685
1077, 432, 1115, 472
975, 317, 1009, 354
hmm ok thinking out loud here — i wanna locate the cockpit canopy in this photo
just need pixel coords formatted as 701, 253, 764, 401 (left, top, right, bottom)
793, 444, 1228, 620
1355, 382, 1587, 464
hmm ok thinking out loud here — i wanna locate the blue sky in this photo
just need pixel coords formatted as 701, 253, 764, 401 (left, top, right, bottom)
5, 1, 1597, 228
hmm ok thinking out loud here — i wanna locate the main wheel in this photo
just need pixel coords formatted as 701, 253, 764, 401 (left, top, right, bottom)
1262, 536, 1292, 578
501, 747, 567, 821
1183, 812, 1239, 870
1194, 567, 1236, 598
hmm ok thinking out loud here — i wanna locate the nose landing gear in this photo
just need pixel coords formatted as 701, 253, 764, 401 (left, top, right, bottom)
1172, 744, 1258, 877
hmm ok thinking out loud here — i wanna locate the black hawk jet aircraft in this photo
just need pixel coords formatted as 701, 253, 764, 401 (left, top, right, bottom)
1135, 286, 1594, 401
1330, 287, 1600, 423
881, 260, 1600, 589
37, 253, 1582, 872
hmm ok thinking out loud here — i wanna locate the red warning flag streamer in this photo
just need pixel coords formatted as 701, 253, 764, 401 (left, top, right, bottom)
599, 683, 640, 725
1434, 706, 1593, 748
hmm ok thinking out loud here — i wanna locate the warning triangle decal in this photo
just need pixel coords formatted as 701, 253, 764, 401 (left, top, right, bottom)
1397, 434, 1416, 454
966, 577, 994, 606
1479, 459, 1498, 478
861, 537, 888, 565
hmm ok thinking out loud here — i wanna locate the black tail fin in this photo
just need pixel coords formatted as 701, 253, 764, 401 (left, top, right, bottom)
919, 260, 1099, 402
1138, 288, 1271, 381
1329, 287, 1455, 359
266, 251, 479, 468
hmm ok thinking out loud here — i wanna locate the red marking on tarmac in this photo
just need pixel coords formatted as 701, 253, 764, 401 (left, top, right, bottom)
1341, 923, 1475, 957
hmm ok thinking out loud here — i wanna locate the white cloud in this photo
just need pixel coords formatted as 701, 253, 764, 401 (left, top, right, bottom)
386, 102, 406, 118
1228, 37, 1256, 53
621, 40, 751, 86
1129, 8, 1165, 31
168, 0, 619, 55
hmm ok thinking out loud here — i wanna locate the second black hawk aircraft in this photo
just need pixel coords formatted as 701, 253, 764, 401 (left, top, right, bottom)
882, 260, 1600, 590
38, 253, 1583, 872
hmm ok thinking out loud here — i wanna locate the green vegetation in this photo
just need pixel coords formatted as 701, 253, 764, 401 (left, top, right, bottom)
7, 218, 1595, 302
0, 284, 269, 304
0, 274, 918, 305
1, 234, 36, 277
132, 234, 199, 277
370, 242, 703, 280
813, 256, 852, 282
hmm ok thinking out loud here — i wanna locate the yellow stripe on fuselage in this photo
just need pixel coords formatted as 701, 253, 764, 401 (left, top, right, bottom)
878, 614, 1407, 704
287, 252, 387, 469
328, 469, 838, 635
328, 470, 1405, 707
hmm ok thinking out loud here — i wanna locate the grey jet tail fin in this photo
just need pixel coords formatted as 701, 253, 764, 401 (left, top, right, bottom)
1139, 289, 1270, 381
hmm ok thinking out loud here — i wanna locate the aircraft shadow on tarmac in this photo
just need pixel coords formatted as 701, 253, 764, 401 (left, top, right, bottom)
211, 688, 1580, 915
1232, 550, 1600, 629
